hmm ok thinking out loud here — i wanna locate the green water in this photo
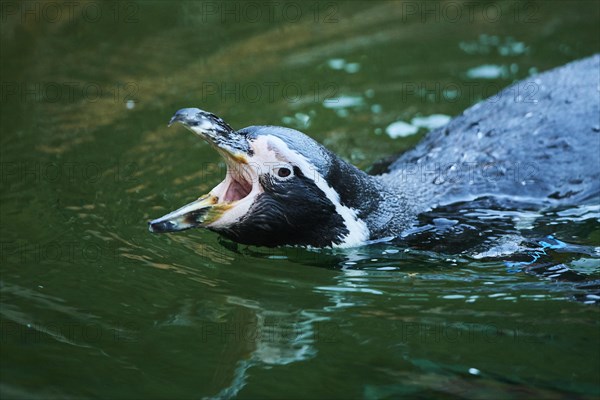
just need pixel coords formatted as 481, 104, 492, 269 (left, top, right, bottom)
1, 1, 599, 398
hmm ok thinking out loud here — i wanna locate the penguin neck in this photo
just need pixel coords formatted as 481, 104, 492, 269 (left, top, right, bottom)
325, 156, 416, 241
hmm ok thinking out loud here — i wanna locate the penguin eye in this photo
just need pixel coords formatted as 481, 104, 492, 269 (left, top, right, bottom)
274, 166, 293, 179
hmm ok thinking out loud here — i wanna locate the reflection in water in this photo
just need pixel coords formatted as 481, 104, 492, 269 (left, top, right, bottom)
0, 282, 137, 347
187, 296, 331, 399
364, 369, 572, 400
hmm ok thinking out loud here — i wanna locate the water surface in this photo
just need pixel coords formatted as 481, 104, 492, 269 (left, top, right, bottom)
1, 1, 599, 398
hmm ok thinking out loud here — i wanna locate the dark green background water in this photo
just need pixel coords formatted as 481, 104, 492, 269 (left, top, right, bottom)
1, 1, 599, 399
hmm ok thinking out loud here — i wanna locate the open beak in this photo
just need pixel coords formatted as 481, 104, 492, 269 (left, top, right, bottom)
148, 194, 221, 233
148, 108, 257, 234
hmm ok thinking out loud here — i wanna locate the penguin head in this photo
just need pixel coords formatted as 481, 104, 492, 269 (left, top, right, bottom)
149, 108, 377, 247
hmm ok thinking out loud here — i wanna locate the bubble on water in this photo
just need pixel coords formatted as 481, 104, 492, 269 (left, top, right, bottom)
327, 58, 346, 70
385, 121, 418, 138
411, 114, 451, 130
344, 63, 361, 74
466, 64, 507, 79
442, 294, 466, 299
324, 95, 364, 109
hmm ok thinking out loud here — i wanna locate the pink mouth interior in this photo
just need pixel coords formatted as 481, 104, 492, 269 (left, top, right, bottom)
223, 177, 252, 202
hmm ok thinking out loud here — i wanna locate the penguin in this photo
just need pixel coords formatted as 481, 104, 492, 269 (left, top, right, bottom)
149, 55, 600, 248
